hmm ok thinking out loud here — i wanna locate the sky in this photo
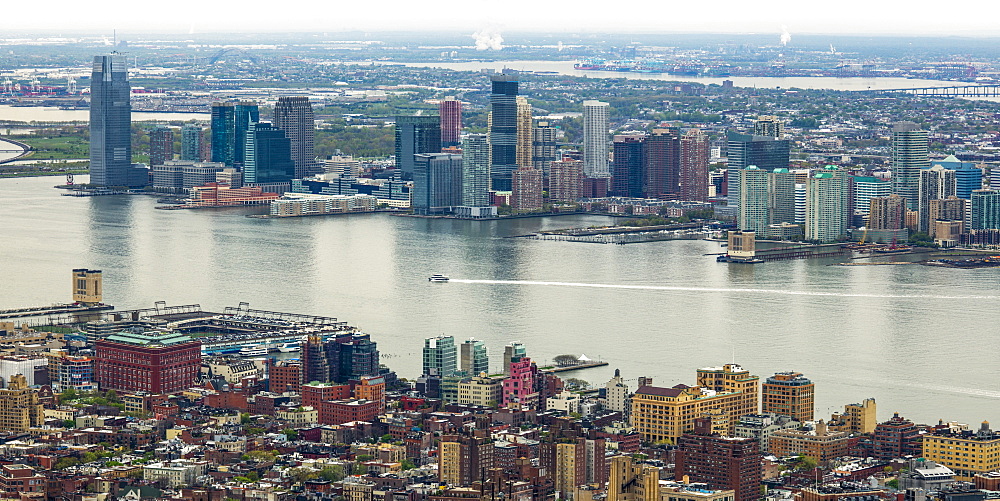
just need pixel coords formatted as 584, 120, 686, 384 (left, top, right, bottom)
1, 0, 999, 36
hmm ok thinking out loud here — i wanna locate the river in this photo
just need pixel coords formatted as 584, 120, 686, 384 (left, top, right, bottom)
1, 175, 998, 424
0, 138, 27, 163
397, 60, 966, 91
0, 105, 208, 123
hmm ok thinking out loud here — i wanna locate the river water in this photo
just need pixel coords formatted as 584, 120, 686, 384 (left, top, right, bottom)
1, 175, 998, 424
0, 105, 208, 123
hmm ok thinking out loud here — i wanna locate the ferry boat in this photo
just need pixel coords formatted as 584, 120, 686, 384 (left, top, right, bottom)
428, 274, 450, 282
277, 342, 299, 353
239, 345, 268, 357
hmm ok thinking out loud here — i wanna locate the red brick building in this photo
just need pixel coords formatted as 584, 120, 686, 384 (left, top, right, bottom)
675, 418, 762, 501
269, 359, 301, 393
94, 330, 201, 394
0, 464, 45, 497
319, 399, 381, 425
301, 382, 351, 409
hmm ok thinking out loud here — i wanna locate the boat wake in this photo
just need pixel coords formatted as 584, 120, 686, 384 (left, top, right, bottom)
447, 279, 999, 300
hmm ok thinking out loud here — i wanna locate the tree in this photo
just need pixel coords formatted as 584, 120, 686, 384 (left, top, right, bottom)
400, 459, 416, 471
58, 388, 77, 404
553, 354, 579, 366
886, 479, 899, 489
282, 428, 298, 441
63, 419, 76, 429
319, 465, 345, 482
563, 378, 590, 391
793, 454, 818, 471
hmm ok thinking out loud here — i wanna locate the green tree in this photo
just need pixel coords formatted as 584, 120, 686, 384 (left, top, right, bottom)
400, 459, 416, 471
63, 419, 76, 428
553, 354, 579, 366
282, 428, 298, 441
58, 388, 77, 404
319, 465, 345, 482
886, 479, 899, 489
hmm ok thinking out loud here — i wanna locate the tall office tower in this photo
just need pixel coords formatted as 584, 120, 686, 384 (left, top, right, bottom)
851, 176, 891, 216
934, 155, 983, 199
89, 54, 134, 187
675, 418, 763, 501
738, 166, 770, 233
423, 335, 457, 377
148, 126, 173, 166
511, 167, 543, 212
489, 74, 519, 191
233, 101, 260, 167
971, 189, 1000, 229
532, 121, 558, 177
211, 102, 236, 166
611, 133, 646, 197
395, 115, 442, 181
412, 153, 463, 215
244, 122, 295, 184
806, 166, 848, 242
516, 96, 533, 169
753, 115, 784, 138
761, 371, 814, 422
679, 129, 710, 201
273, 97, 317, 178
868, 194, 907, 230
461, 134, 490, 206
918, 165, 957, 233
460, 338, 489, 375
769, 168, 796, 225
439, 96, 462, 148
549, 159, 584, 202
583, 100, 611, 178
794, 183, 807, 224
726, 131, 790, 214
180, 124, 202, 161
503, 342, 526, 375
644, 128, 680, 198
892, 122, 929, 210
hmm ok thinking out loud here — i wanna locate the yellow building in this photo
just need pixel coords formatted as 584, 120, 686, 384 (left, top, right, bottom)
0, 375, 44, 433
457, 375, 503, 407
516, 96, 533, 169
554, 443, 579, 498
631, 364, 759, 442
608, 455, 660, 501
438, 441, 462, 486
828, 398, 876, 434
72, 268, 102, 304
921, 422, 1000, 480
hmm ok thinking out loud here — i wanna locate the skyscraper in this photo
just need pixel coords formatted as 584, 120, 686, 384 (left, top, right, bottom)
726, 131, 790, 214
489, 74, 519, 191
675, 418, 762, 501
211, 102, 236, 166
516, 96, 533, 169
549, 158, 584, 202
89, 54, 136, 187
583, 100, 610, 178
892, 122, 929, 210
644, 128, 680, 198
180, 124, 203, 161
918, 165, 957, 233
738, 166, 769, 233
395, 115, 441, 181
233, 101, 260, 167
244, 122, 295, 185
761, 371, 814, 422
273, 97, 317, 178
971, 189, 1000, 230
679, 129, 710, 201
412, 153, 463, 215
806, 166, 848, 242
611, 133, 645, 198
460, 338, 489, 375
423, 335, 457, 377
933, 155, 983, 200
753, 115, 784, 138
869, 195, 907, 230
532, 121, 558, 177
439, 96, 462, 148
149, 126, 173, 166
461, 134, 490, 207
511, 167, 543, 212
769, 168, 796, 225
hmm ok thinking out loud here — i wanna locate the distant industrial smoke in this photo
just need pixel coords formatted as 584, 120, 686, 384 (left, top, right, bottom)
780, 26, 792, 46
472, 29, 504, 51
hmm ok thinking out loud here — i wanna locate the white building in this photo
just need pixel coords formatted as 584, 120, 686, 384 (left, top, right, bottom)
545, 390, 582, 414
604, 369, 630, 415
582, 100, 610, 178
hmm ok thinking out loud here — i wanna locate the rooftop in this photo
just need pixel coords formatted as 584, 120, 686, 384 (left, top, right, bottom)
102, 330, 196, 347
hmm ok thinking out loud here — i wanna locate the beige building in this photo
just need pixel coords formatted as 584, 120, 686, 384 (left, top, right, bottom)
770, 421, 852, 464
276, 407, 319, 426
661, 481, 736, 501
608, 455, 660, 501
0, 375, 43, 433
457, 375, 503, 407
72, 269, 102, 304
922, 422, 1000, 480
828, 398, 876, 434
142, 460, 209, 488
516, 96, 533, 169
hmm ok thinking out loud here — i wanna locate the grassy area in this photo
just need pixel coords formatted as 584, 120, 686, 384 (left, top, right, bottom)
16, 136, 90, 160
34, 325, 78, 334
0, 167, 87, 178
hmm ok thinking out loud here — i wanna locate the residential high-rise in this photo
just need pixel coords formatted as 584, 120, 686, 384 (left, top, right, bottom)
761, 371, 814, 422
211, 102, 236, 166
769, 168, 797, 225
795, 183, 807, 224
892, 122, 929, 210
738, 166, 769, 233
423, 336, 457, 377
604, 368, 630, 414
233, 101, 260, 167
0, 375, 44, 433
583, 100, 610, 178
607, 456, 660, 501
89, 54, 136, 187
549, 159, 584, 202
489, 74, 519, 191
412, 153, 462, 215
828, 398, 877, 434
971, 189, 1000, 229
149, 126, 173, 166
461, 134, 490, 206
726, 131, 790, 214
180, 124, 202, 161
934, 154, 983, 199
806, 166, 848, 242
516, 96, 533, 169
439, 96, 462, 148
611, 133, 646, 198
921, 422, 1000, 480
869, 194, 907, 230
274, 97, 317, 178
928, 196, 966, 238
675, 418, 762, 501
244, 122, 295, 185
753, 115, 784, 138
679, 129, 710, 201
503, 342, 526, 375
459, 338, 489, 375
541, 438, 607, 499
873, 413, 921, 460
532, 121, 558, 176
395, 115, 442, 181
644, 128, 680, 198
502, 356, 538, 407
852, 176, 892, 216
300, 332, 381, 385
511, 167, 543, 212
438, 433, 495, 487
918, 165, 957, 233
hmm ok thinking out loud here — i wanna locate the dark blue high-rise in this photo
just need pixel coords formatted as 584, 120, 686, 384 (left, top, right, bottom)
489, 74, 518, 191
244, 122, 295, 184
89, 54, 135, 187
211, 103, 235, 166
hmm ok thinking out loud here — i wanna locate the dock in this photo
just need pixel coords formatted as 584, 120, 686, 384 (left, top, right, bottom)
541, 361, 609, 373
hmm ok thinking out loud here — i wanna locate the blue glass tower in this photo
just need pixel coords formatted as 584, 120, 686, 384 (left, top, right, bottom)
244, 123, 294, 184
489, 74, 518, 191
211, 103, 235, 166
234, 102, 260, 167
89, 54, 134, 187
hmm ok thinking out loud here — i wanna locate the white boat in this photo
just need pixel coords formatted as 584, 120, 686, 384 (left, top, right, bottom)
239, 345, 268, 357
277, 342, 299, 353
428, 274, 450, 282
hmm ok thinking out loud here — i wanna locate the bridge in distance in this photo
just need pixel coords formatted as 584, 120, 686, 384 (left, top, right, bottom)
859, 84, 1000, 97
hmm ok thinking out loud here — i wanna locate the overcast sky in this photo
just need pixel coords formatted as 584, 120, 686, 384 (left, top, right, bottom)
2, 0, 998, 36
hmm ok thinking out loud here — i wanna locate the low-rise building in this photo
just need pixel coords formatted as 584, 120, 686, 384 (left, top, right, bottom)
142, 460, 209, 488
733, 414, 801, 454
456, 375, 503, 408
769, 421, 852, 464
921, 421, 1000, 480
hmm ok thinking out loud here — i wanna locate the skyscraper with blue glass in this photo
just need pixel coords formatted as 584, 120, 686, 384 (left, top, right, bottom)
234, 102, 260, 167
244, 122, 294, 184
89, 54, 138, 187
489, 74, 519, 191
211, 102, 235, 166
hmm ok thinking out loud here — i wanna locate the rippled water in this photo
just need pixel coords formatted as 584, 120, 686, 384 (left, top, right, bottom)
1, 175, 998, 424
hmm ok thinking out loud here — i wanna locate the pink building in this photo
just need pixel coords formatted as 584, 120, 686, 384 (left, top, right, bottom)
502, 356, 539, 408
440, 97, 462, 148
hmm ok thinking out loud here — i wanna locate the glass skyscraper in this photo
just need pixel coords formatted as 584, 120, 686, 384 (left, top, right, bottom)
726, 131, 790, 214
233, 102, 260, 167
423, 335, 457, 377
274, 97, 317, 178
244, 122, 295, 184
180, 124, 202, 161
489, 74, 519, 191
891, 122, 929, 210
461, 134, 490, 207
89, 54, 134, 187
211, 103, 235, 166
395, 115, 441, 181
